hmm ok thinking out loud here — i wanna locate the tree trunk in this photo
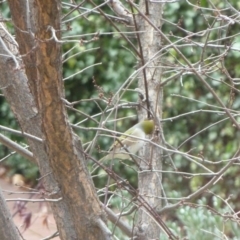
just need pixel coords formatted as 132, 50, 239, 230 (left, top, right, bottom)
0, 1, 111, 239
135, 1, 164, 239
0, 189, 20, 240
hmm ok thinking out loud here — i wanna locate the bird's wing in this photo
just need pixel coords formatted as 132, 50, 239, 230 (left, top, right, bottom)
109, 127, 144, 151
100, 127, 145, 161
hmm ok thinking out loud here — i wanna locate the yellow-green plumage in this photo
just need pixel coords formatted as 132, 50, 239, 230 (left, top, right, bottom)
100, 119, 154, 161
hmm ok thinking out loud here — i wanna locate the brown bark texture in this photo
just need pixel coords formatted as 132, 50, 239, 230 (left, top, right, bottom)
0, 1, 111, 239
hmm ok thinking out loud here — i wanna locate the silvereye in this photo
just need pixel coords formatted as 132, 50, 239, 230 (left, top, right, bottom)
101, 119, 154, 161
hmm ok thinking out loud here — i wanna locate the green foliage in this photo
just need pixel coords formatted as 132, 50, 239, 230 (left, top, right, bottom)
5, 153, 39, 182
162, 0, 240, 199
0, 98, 35, 180
105, 189, 135, 240
162, 198, 240, 240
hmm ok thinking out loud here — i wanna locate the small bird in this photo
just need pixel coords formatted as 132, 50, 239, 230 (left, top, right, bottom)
100, 119, 155, 162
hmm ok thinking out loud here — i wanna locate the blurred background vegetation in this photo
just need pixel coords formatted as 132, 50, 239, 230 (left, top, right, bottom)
1, 0, 240, 239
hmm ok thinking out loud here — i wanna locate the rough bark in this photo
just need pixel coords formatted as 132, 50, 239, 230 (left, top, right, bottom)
0, 189, 20, 240
33, 1, 110, 238
0, 1, 111, 239
0, 18, 61, 238
8, 0, 39, 107
135, 2, 164, 239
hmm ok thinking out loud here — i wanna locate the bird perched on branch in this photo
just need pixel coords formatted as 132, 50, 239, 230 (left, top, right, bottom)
100, 119, 155, 162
